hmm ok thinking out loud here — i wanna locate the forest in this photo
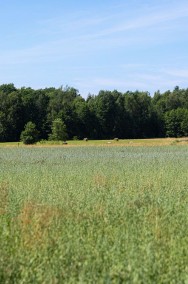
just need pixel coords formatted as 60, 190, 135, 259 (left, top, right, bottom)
0, 83, 188, 142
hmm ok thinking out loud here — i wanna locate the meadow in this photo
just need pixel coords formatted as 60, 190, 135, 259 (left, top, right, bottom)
0, 144, 188, 283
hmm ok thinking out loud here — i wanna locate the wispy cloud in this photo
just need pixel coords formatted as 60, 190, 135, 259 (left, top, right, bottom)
1, 0, 188, 65
164, 68, 188, 78
0, 0, 188, 95
87, 6, 188, 38
35, 1, 188, 40
72, 63, 188, 96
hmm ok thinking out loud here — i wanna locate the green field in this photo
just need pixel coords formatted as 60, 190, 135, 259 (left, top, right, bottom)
0, 145, 188, 283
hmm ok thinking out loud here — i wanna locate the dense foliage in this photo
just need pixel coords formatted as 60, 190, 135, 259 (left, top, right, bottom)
0, 146, 188, 282
48, 118, 67, 141
20, 121, 39, 144
0, 83, 188, 142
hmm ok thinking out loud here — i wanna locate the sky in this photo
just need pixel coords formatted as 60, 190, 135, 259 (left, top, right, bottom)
0, 0, 188, 98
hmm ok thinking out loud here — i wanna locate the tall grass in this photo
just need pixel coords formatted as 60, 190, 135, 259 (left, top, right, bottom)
0, 146, 188, 283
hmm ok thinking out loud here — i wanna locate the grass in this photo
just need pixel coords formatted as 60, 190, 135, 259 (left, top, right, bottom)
1, 137, 188, 148
0, 145, 188, 283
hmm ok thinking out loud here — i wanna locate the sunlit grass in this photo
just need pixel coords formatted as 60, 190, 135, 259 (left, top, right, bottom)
0, 146, 188, 282
1, 137, 188, 148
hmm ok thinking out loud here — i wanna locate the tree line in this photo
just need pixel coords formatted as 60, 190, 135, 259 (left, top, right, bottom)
0, 83, 188, 142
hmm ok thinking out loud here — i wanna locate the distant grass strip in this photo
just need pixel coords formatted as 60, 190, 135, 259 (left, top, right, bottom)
1, 137, 188, 148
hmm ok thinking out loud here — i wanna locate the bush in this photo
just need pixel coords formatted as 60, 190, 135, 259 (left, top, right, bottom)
48, 119, 67, 141
73, 136, 79, 141
20, 122, 39, 144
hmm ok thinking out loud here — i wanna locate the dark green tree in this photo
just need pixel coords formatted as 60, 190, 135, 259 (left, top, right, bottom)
181, 110, 188, 136
34, 89, 50, 139
111, 90, 130, 138
73, 96, 92, 139
124, 91, 153, 138
0, 111, 7, 142
1, 82, 188, 141
20, 122, 39, 144
0, 89, 24, 141
48, 118, 67, 141
165, 108, 188, 137
0, 83, 16, 95
88, 91, 117, 139
47, 86, 79, 139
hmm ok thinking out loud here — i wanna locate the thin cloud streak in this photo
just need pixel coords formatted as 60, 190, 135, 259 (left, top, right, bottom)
0, 0, 188, 96
36, 2, 188, 39
164, 69, 188, 78
1, 1, 188, 66
73, 64, 188, 96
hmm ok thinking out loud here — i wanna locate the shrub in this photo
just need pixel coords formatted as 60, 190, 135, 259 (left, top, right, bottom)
73, 136, 79, 141
20, 122, 39, 145
48, 119, 67, 141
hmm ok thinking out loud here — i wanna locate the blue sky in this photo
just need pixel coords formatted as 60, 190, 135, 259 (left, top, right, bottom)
0, 0, 188, 97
